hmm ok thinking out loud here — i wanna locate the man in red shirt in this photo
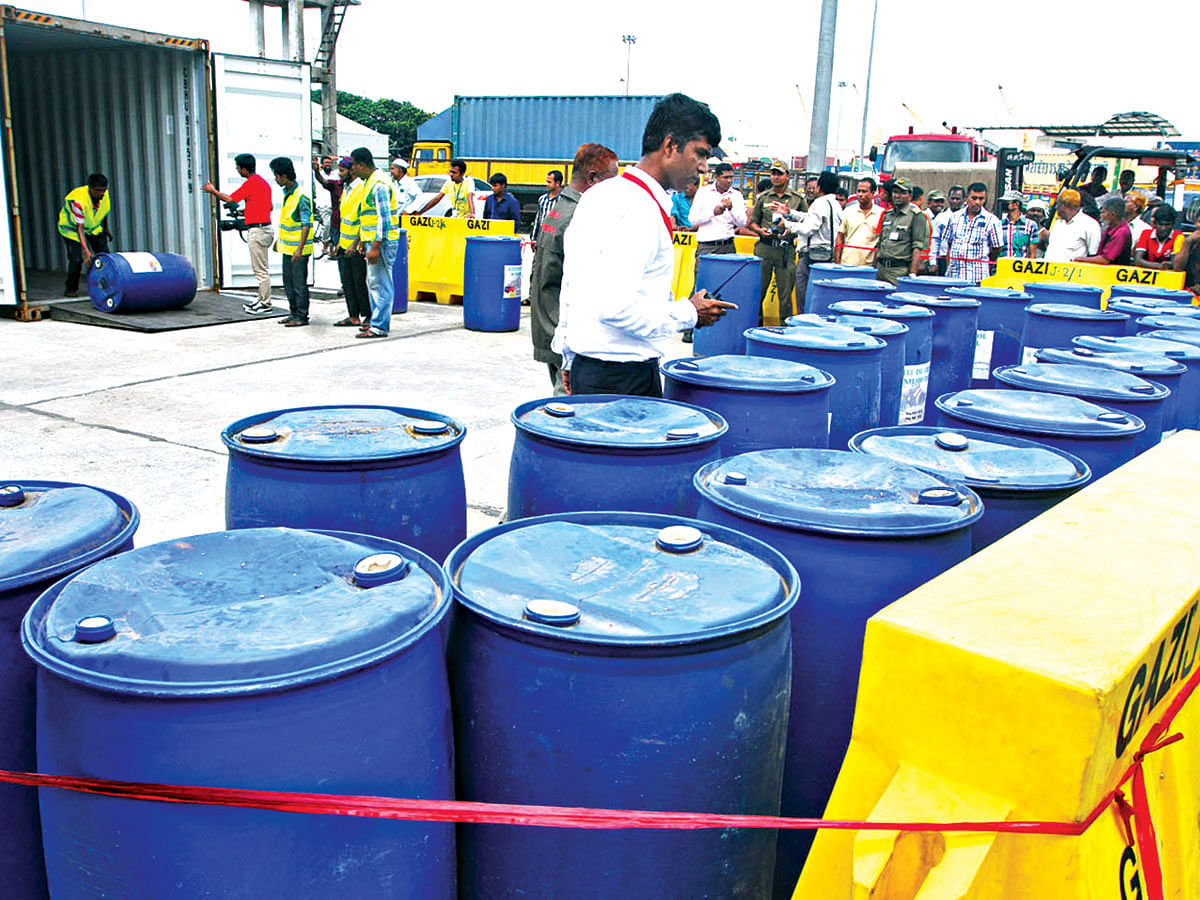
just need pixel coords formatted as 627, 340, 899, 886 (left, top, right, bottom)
1134, 205, 1184, 270
203, 154, 275, 313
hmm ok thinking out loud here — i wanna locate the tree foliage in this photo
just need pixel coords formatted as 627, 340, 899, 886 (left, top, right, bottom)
312, 90, 433, 157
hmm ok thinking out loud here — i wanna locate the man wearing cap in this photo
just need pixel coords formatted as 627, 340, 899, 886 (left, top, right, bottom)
389, 158, 421, 215
931, 184, 965, 274
874, 177, 930, 286
690, 162, 747, 260
998, 190, 1039, 259
747, 161, 806, 321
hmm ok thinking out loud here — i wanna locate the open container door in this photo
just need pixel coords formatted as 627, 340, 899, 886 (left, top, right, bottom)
211, 54, 311, 289
0, 24, 22, 313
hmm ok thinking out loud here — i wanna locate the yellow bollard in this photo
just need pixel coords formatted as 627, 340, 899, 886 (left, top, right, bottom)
793, 431, 1200, 900
402, 214, 515, 304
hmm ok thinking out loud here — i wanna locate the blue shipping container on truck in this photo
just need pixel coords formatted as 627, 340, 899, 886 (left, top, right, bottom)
745, 324, 884, 449
463, 235, 521, 331
805, 276, 893, 316
788, 313, 908, 426
223, 405, 467, 563
87, 251, 196, 313
1018, 303, 1128, 362
935, 389, 1143, 480
894, 291, 980, 425
849, 426, 1090, 551
692, 449, 981, 899
692, 253, 762, 357
829, 296, 935, 425
0, 481, 138, 900
1035, 346, 1187, 437
944, 285, 1032, 388
507, 395, 725, 519
993, 362, 1168, 451
1073, 334, 1200, 429
23, 527, 456, 900
661, 354, 834, 454
446, 511, 799, 900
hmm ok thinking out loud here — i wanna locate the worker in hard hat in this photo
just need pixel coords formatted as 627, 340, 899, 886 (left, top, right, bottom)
57, 173, 112, 297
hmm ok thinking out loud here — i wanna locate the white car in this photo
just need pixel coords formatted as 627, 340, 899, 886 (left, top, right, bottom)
409, 174, 491, 218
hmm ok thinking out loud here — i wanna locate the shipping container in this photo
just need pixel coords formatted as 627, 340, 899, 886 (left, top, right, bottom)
0, 6, 313, 317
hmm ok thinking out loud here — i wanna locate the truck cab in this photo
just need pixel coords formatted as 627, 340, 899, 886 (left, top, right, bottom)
873, 129, 996, 180
411, 141, 452, 176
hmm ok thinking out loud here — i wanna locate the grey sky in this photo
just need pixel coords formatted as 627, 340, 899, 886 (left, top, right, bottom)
27, 0, 1199, 156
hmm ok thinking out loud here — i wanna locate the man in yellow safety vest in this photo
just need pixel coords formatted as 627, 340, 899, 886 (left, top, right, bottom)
332, 156, 370, 328
349, 147, 399, 339
56, 173, 112, 296
268, 156, 313, 327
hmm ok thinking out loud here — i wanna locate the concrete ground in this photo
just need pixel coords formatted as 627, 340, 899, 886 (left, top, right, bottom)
1, 261, 687, 549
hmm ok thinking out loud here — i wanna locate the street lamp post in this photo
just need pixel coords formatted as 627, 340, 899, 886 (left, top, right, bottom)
622, 35, 637, 96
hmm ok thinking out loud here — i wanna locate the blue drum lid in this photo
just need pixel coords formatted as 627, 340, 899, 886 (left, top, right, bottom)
222, 405, 465, 462
1023, 281, 1104, 296
848, 427, 1090, 492
945, 286, 1032, 302
829, 299, 934, 319
937, 389, 1145, 438
1036, 347, 1187, 377
1142, 329, 1200, 351
448, 512, 797, 646
1108, 300, 1196, 318
897, 292, 981, 309
786, 313, 908, 337
1108, 285, 1194, 302
812, 277, 894, 293
0, 481, 139, 593
881, 292, 945, 311
1026, 302, 1127, 322
511, 395, 726, 449
21, 528, 447, 696
1136, 315, 1200, 332
1074, 335, 1200, 361
993, 363, 1168, 403
661, 355, 835, 393
898, 275, 974, 289
693, 449, 983, 537
745, 325, 886, 352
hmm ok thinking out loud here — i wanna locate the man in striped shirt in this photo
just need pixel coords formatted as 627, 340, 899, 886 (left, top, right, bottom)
532, 170, 563, 240
939, 182, 1003, 283
997, 190, 1039, 259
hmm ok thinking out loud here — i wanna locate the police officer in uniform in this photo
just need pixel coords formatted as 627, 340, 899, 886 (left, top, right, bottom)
875, 177, 930, 286
747, 160, 807, 321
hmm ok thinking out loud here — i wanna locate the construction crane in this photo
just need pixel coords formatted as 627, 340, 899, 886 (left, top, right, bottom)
998, 84, 1015, 118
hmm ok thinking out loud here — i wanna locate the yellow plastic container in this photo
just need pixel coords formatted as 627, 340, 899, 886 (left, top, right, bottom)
793, 431, 1200, 900
402, 214, 515, 304
672, 233, 786, 325
983, 258, 1187, 305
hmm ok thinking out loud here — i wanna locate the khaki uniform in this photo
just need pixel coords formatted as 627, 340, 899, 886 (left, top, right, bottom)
875, 204, 930, 286
748, 188, 807, 320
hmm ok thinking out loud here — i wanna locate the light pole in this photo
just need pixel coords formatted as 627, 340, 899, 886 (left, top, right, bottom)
834, 81, 849, 170
860, 0, 879, 166
622, 35, 637, 96
808, 0, 838, 172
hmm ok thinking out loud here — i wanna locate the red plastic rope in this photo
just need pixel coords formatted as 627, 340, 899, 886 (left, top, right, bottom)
1, 664, 1194, 899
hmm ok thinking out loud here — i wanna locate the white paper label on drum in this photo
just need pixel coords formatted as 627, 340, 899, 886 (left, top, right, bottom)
973, 330, 995, 380
900, 362, 931, 424
1021, 345, 1042, 365
503, 264, 521, 299
118, 252, 163, 274
1163, 429, 1178, 440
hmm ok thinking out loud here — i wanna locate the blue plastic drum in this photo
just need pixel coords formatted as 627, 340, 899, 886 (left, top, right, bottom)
831, 296, 935, 425
23, 527, 455, 900
1035, 347, 1187, 437
507, 395, 725, 519
745, 324, 884, 448
223, 405, 467, 562
1135, 314, 1200, 335
993, 362, 1168, 451
1106, 284, 1194, 304
1073, 334, 1200, 429
1018, 303, 1129, 363
788, 313, 908, 426
935, 389, 1144, 479
804, 264, 879, 310
693, 449, 982, 894
896, 292, 981, 424
463, 235, 522, 331
849, 426, 1090, 551
1023, 281, 1104, 309
0, 481, 138, 900
392, 227, 409, 313
662, 354, 834, 454
805, 276, 893, 315
895, 274, 975, 295
944, 285, 1033, 388
87, 251, 196, 313
447, 511, 799, 900
1106, 299, 1196, 334
693, 253, 762, 356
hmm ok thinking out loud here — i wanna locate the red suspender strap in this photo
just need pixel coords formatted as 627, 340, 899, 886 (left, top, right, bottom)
622, 172, 674, 238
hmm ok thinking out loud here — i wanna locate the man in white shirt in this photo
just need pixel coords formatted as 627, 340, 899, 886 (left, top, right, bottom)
389, 159, 421, 214
931, 184, 964, 274
553, 93, 735, 397
689, 161, 746, 258
1042, 188, 1101, 262
778, 170, 843, 309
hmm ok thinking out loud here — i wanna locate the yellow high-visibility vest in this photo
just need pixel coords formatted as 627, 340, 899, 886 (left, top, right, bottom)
275, 185, 315, 256
57, 186, 110, 241
338, 179, 366, 251
357, 171, 400, 243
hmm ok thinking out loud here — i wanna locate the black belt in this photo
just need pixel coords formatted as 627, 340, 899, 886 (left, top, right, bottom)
246, 222, 271, 227
876, 258, 908, 266
757, 236, 794, 247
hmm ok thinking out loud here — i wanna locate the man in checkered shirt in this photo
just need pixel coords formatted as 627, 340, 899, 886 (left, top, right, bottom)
939, 181, 1003, 283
